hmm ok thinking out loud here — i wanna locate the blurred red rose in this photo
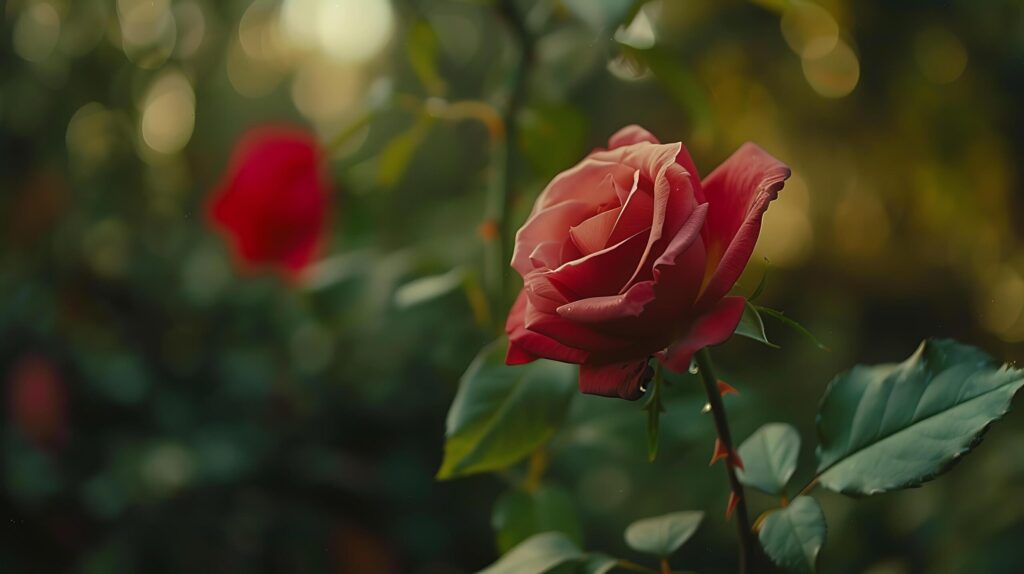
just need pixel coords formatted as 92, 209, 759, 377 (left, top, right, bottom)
506, 125, 791, 399
7, 355, 68, 449
209, 125, 330, 277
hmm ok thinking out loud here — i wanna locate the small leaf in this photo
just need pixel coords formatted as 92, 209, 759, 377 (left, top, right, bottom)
394, 267, 466, 308
581, 553, 617, 574
737, 423, 801, 495
377, 118, 431, 187
815, 339, 1024, 496
734, 302, 779, 348
492, 485, 583, 553
642, 363, 664, 462
758, 496, 826, 574
437, 339, 576, 479
624, 511, 703, 558
407, 21, 445, 95
478, 532, 585, 574
754, 306, 828, 351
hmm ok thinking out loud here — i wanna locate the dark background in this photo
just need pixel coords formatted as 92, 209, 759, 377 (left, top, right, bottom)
2, 0, 1023, 572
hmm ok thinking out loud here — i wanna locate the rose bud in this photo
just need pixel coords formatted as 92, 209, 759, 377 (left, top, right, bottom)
506, 125, 790, 399
208, 125, 331, 278
7, 355, 68, 449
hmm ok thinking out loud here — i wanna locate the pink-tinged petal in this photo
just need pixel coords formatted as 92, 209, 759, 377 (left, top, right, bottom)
579, 360, 651, 400
556, 281, 656, 323
659, 296, 747, 372
506, 291, 587, 365
697, 143, 790, 308
647, 203, 708, 311
535, 160, 634, 213
607, 178, 654, 246
569, 208, 620, 255
674, 143, 705, 205
608, 125, 660, 148
525, 303, 635, 353
524, 273, 570, 313
546, 228, 650, 299
528, 241, 563, 270
511, 200, 594, 276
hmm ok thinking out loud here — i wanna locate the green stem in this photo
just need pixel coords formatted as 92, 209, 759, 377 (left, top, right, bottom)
694, 349, 754, 574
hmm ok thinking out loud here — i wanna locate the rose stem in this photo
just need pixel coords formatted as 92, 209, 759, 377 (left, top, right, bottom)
694, 349, 754, 574
487, 0, 534, 320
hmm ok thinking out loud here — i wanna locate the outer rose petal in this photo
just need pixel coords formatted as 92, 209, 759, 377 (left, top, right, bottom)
511, 200, 595, 276
579, 359, 651, 400
608, 125, 660, 148
505, 290, 588, 365
659, 296, 747, 372
556, 281, 655, 323
697, 143, 790, 308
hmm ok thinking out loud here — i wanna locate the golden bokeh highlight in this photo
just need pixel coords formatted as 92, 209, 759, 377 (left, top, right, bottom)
802, 39, 860, 98
914, 27, 968, 85
13, 1, 62, 64
139, 70, 195, 156
754, 173, 814, 267
781, 1, 838, 59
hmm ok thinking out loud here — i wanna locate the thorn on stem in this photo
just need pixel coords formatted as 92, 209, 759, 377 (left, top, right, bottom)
709, 438, 744, 470
726, 492, 740, 519
717, 380, 739, 396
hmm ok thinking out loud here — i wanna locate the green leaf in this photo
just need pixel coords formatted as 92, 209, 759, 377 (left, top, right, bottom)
394, 267, 466, 308
749, 259, 770, 302
734, 302, 779, 348
758, 496, 826, 574
492, 485, 583, 553
478, 532, 585, 574
815, 339, 1024, 496
377, 118, 431, 187
407, 21, 445, 95
754, 306, 828, 351
737, 423, 801, 495
642, 362, 663, 462
581, 554, 617, 574
519, 105, 588, 179
437, 339, 577, 479
624, 511, 703, 558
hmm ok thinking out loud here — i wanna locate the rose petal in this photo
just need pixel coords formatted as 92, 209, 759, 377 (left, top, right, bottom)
534, 160, 634, 213
556, 280, 656, 323
569, 208, 620, 255
525, 302, 636, 353
511, 200, 594, 276
506, 290, 588, 365
697, 143, 790, 308
607, 175, 654, 246
579, 360, 651, 400
659, 296, 747, 372
608, 125, 660, 148
545, 227, 650, 299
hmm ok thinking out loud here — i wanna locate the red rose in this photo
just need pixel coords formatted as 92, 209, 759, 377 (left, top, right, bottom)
506, 125, 791, 399
8, 355, 67, 449
209, 125, 330, 277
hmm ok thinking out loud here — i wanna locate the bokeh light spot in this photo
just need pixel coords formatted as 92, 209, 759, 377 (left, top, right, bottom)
914, 27, 968, 85
13, 1, 62, 63
802, 40, 860, 98
140, 70, 196, 155
781, 1, 839, 59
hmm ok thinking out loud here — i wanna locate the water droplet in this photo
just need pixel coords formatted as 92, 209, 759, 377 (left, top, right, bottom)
639, 382, 648, 393
688, 359, 699, 374
701, 402, 712, 414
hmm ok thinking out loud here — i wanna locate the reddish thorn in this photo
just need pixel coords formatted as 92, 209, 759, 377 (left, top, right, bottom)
710, 439, 729, 466
717, 380, 739, 396
726, 492, 740, 519
730, 450, 745, 471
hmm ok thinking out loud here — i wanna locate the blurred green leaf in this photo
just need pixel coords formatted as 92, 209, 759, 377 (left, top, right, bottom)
492, 485, 583, 553
408, 21, 446, 95
734, 302, 779, 348
437, 338, 577, 479
737, 423, 801, 495
562, 0, 635, 32
815, 339, 1024, 496
478, 532, 585, 574
394, 267, 466, 308
623, 511, 703, 558
581, 554, 617, 574
519, 104, 588, 179
758, 496, 826, 574
377, 117, 432, 187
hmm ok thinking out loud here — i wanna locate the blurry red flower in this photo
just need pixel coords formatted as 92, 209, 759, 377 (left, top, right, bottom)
7, 355, 68, 449
506, 125, 791, 399
209, 125, 330, 277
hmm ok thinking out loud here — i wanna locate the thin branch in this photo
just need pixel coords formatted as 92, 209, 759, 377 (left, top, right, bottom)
694, 349, 755, 574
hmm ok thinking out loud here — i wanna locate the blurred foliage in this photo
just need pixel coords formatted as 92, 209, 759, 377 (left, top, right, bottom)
2, 0, 1024, 573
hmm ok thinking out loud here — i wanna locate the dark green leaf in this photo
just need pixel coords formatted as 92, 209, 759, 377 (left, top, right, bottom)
624, 511, 703, 558
815, 339, 1024, 496
734, 302, 779, 348
437, 339, 576, 479
478, 532, 585, 574
758, 496, 826, 574
737, 423, 800, 495
492, 486, 583, 553
755, 306, 828, 351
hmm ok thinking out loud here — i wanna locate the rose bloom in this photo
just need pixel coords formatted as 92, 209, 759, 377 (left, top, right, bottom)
506, 125, 790, 399
209, 125, 330, 277
7, 355, 67, 449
